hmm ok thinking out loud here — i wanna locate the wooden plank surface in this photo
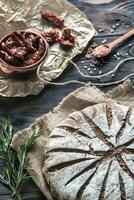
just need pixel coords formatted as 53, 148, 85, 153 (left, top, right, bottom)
0, 0, 134, 199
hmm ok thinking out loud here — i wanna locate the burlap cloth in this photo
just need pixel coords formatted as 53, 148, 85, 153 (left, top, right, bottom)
11, 80, 134, 200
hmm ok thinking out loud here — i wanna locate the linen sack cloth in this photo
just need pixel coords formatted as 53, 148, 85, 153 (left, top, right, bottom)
11, 80, 133, 200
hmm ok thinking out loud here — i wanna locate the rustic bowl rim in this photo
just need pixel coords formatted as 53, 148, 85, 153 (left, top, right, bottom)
0, 30, 48, 72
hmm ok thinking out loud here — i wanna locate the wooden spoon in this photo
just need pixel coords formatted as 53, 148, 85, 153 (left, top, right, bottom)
94, 29, 134, 58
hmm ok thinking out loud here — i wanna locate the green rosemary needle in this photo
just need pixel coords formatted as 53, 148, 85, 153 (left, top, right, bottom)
0, 119, 41, 200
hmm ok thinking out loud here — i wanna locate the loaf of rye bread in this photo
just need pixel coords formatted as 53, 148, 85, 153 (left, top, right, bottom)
43, 103, 134, 200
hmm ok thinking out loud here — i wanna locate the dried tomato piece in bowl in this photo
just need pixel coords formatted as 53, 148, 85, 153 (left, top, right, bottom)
0, 31, 46, 67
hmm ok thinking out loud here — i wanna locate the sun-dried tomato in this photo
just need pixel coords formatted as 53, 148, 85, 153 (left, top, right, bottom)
25, 40, 36, 52
57, 28, 75, 49
32, 36, 40, 49
0, 31, 46, 67
41, 29, 59, 45
41, 11, 64, 28
24, 57, 35, 66
38, 38, 46, 56
32, 51, 41, 62
2, 42, 27, 60
5, 38, 14, 48
0, 50, 21, 66
10, 31, 25, 47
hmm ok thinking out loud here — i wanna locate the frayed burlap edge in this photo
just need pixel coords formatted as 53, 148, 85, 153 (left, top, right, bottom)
108, 79, 134, 107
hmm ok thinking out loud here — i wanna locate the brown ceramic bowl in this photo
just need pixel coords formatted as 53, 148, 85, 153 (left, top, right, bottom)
0, 30, 48, 75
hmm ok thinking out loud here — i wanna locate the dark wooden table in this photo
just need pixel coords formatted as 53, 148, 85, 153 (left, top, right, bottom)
0, 0, 134, 199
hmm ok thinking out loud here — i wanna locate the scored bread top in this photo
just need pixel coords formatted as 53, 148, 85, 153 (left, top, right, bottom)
43, 103, 134, 200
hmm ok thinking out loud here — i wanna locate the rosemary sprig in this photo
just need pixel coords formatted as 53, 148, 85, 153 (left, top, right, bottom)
0, 119, 41, 200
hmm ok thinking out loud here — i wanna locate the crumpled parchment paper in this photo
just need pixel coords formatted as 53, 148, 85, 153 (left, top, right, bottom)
0, 0, 95, 97
11, 80, 134, 200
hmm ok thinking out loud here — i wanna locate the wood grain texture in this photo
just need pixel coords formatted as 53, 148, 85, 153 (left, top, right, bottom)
0, 0, 134, 199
